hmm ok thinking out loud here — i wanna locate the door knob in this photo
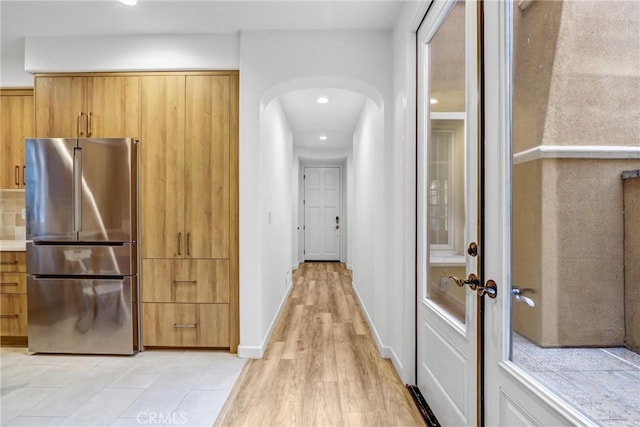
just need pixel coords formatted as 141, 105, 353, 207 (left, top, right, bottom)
449, 274, 479, 291
449, 274, 497, 298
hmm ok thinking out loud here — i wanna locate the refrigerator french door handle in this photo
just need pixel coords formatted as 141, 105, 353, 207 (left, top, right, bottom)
77, 111, 84, 136
73, 147, 82, 232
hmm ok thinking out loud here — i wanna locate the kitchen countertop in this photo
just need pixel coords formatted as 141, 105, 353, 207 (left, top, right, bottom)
0, 240, 27, 252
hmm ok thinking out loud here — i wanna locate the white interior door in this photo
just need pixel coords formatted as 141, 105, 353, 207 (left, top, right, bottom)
416, 1, 480, 425
303, 167, 341, 261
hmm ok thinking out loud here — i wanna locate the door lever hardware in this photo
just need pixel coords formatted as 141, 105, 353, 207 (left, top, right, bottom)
512, 287, 535, 307
467, 242, 478, 257
477, 280, 497, 299
449, 273, 479, 291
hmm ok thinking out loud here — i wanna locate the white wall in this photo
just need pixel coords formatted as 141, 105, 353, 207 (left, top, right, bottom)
0, 54, 32, 87
23, 34, 239, 72
259, 98, 294, 352
351, 99, 389, 356
391, 0, 431, 383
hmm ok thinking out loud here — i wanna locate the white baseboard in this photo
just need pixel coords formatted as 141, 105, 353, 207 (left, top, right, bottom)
351, 280, 392, 359
237, 281, 293, 359
237, 345, 263, 359
346, 263, 353, 270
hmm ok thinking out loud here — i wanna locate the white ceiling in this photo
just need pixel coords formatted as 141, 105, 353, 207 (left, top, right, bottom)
1, 0, 403, 150
278, 88, 366, 150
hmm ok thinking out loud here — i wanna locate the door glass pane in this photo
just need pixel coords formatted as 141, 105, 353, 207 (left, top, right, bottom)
427, 0, 467, 325
510, 1, 640, 424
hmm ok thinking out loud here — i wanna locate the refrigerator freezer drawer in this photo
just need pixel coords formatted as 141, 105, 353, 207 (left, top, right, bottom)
27, 276, 136, 355
27, 242, 136, 276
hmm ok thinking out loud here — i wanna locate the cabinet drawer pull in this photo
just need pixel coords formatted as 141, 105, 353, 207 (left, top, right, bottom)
87, 111, 92, 136
0, 282, 19, 286
173, 323, 197, 329
0, 261, 18, 266
172, 280, 197, 285
15, 165, 19, 185
187, 232, 191, 256
177, 232, 182, 256
0, 314, 20, 319
22, 165, 26, 186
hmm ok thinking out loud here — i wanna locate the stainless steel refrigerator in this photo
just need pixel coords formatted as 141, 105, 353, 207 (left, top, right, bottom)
25, 137, 139, 355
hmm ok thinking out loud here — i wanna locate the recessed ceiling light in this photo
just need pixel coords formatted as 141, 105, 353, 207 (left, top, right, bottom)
319, 135, 328, 141
430, 98, 438, 105
316, 97, 329, 104
119, 0, 137, 5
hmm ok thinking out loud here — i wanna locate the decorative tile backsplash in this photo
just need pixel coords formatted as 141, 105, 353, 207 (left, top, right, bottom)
0, 190, 26, 240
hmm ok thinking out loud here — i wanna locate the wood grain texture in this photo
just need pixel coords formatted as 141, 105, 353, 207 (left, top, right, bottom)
35, 76, 84, 137
215, 262, 424, 426
228, 73, 239, 353
142, 302, 229, 347
139, 75, 186, 258
185, 75, 230, 259
0, 252, 26, 273
0, 89, 33, 189
0, 294, 28, 337
141, 259, 229, 303
85, 76, 140, 137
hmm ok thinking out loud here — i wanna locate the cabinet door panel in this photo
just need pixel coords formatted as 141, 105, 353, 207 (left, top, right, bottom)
0, 252, 26, 273
35, 77, 84, 137
176, 259, 229, 303
142, 259, 229, 303
140, 76, 185, 258
85, 77, 140, 138
185, 76, 230, 258
1, 92, 33, 188
0, 272, 27, 294
142, 302, 229, 347
0, 294, 28, 336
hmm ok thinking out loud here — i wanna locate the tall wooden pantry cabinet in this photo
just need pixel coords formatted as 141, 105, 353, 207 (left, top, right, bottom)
139, 72, 239, 352
32, 72, 239, 353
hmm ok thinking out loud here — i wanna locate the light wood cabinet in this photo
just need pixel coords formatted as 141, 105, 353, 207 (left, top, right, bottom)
140, 72, 238, 351
141, 259, 229, 304
140, 75, 231, 259
35, 75, 139, 138
0, 251, 27, 273
142, 303, 229, 347
0, 251, 27, 344
0, 89, 33, 189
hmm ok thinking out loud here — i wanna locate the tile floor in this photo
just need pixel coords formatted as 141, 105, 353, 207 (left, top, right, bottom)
0, 348, 246, 427
512, 334, 640, 426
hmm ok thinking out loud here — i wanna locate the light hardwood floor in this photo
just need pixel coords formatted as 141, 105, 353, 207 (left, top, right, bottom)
215, 262, 424, 426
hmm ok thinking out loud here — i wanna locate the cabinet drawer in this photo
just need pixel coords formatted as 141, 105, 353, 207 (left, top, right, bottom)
1, 294, 28, 336
142, 259, 229, 303
0, 252, 26, 272
0, 272, 26, 294
142, 303, 229, 347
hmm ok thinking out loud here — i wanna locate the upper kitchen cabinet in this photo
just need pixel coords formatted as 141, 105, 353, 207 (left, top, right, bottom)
35, 75, 139, 138
141, 73, 238, 259
0, 89, 34, 189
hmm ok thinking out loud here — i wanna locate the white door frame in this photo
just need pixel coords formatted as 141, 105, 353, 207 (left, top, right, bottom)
297, 160, 346, 264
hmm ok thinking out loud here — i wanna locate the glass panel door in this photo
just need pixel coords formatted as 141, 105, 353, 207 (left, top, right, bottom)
509, 1, 640, 424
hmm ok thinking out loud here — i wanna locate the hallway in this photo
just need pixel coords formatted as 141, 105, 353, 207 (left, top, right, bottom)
215, 262, 423, 426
